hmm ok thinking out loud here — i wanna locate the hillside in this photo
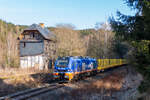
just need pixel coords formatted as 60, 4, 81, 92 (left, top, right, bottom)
0, 20, 27, 35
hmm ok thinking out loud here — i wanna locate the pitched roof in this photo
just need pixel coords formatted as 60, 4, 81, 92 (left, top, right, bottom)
23, 24, 56, 41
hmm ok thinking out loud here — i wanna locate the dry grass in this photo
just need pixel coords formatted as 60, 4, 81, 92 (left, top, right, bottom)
0, 67, 53, 97
0, 75, 35, 96
91, 72, 124, 90
39, 67, 142, 100
59, 70, 127, 100
0, 67, 51, 78
73, 72, 124, 93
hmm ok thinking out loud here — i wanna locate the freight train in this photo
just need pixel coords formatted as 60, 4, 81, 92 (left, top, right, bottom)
53, 56, 126, 81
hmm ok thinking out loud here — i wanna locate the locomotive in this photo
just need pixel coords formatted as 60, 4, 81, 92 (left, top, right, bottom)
53, 56, 126, 81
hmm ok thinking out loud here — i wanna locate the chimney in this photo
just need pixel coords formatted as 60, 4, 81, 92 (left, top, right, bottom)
39, 23, 44, 28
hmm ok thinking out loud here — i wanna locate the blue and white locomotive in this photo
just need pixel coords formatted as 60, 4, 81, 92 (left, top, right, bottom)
53, 56, 97, 81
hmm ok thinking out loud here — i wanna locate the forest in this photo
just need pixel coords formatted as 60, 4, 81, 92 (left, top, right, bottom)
0, 20, 127, 68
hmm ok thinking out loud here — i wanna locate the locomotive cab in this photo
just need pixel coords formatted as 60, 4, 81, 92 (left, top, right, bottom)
53, 57, 73, 80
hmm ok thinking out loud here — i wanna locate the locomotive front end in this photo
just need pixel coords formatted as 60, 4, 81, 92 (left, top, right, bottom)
53, 57, 73, 81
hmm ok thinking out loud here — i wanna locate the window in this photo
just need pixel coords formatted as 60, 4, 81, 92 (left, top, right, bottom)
56, 59, 69, 67
29, 32, 35, 39
33, 33, 35, 38
23, 42, 26, 48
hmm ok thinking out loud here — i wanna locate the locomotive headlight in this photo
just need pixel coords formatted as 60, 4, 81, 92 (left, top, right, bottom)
65, 73, 73, 80
65, 73, 69, 76
65, 75, 69, 78
53, 73, 58, 76
65, 73, 70, 79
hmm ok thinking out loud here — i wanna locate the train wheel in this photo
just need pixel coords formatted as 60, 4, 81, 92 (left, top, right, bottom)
87, 72, 90, 76
100, 69, 104, 72
93, 71, 97, 76
79, 74, 84, 80
72, 74, 78, 81
90, 71, 94, 76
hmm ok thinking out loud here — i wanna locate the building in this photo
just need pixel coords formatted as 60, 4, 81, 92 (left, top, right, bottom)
19, 23, 56, 69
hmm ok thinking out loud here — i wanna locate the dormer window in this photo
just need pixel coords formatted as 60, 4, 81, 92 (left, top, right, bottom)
30, 32, 35, 39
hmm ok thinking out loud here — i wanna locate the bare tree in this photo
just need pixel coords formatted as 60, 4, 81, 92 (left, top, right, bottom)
86, 22, 115, 58
6, 30, 19, 67
53, 24, 85, 57
0, 22, 19, 68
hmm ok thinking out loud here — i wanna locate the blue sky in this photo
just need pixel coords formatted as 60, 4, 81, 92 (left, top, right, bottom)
0, 0, 135, 29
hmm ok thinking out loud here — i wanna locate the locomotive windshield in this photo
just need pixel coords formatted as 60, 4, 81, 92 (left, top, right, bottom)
56, 57, 69, 67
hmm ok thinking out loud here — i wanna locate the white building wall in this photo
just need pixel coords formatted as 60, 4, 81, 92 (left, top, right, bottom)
20, 55, 44, 69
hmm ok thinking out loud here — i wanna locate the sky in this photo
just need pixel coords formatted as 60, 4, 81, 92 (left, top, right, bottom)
0, 0, 136, 29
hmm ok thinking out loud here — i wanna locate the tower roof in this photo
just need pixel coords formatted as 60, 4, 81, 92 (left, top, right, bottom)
23, 24, 56, 41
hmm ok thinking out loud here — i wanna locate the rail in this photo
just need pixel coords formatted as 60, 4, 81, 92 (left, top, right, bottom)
0, 83, 64, 100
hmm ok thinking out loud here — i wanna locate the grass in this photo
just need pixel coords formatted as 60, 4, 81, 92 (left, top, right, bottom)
0, 67, 53, 97
68, 72, 125, 99
59, 68, 139, 100
0, 67, 51, 78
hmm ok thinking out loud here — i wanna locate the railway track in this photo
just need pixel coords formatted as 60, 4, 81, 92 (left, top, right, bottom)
0, 66, 125, 100
0, 83, 65, 100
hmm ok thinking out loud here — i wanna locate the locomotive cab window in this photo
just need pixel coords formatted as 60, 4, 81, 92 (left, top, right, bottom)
56, 57, 69, 67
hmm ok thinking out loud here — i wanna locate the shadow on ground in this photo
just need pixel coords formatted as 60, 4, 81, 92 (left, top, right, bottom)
30, 73, 55, 83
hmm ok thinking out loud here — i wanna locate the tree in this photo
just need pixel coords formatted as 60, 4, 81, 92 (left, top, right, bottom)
86, 22, 115, 58
110, 0, 150, 93
53, 24, 85, 57
110, 0, 150, 41
0, 19, 24, 68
